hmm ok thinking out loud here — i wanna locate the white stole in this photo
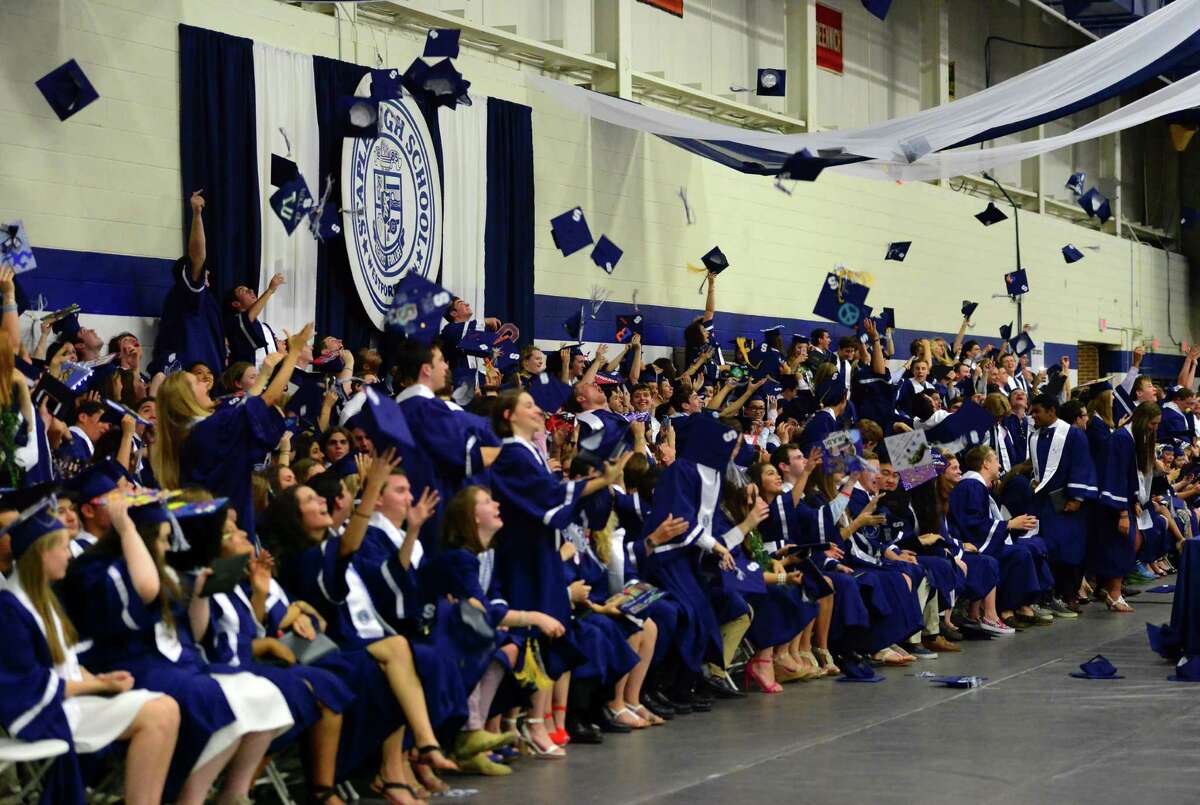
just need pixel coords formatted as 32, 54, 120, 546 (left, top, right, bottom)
1031, 419, 1069, 494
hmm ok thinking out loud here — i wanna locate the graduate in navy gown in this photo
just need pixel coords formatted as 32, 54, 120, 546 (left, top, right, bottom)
1026, 393, 1097, 608
894, 358, 938, 426
487, 389, 630, 756
392, 341, 500, 552
950, 446, 1050, 624
223, 271, 284, 367
1004, 389, 1033, 465
1090, 402, 1161, 612
1158, 387, 1194, 452
797, 374, 849, 454
152, 323, 310, 540
61, 496, 294, 803
152, 190, 225, 376
0, 499, 181, 805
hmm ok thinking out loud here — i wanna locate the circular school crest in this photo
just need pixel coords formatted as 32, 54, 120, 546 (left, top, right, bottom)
342, 81, 442, 330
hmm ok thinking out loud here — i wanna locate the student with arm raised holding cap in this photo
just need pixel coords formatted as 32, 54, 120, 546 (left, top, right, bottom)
154, 190, 225, 376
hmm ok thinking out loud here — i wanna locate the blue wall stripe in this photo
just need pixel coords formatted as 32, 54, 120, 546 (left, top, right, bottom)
20, 248, 175, 318
532, 293, 1186, 379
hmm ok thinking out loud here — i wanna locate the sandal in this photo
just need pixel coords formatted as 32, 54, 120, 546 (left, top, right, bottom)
517, 716, 565, 758
744, 657, 783, 693
372, 777, 425, 805
792, 651, 825, 680
814, 647, 841, 677
547, 706, 570, 745
626, 702, 665, 726
1103, 591, 1135, 613
604, 705, 648, 729
416, 745, 458, 773
309, 787, 343, 805
873, 648, 913, 667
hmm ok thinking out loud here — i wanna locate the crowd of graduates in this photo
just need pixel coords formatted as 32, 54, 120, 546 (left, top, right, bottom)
0, 196, 1194, 805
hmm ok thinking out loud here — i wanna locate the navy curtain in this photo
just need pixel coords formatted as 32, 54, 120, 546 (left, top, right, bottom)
485, 98, 535, 339
177, 24, 261, 300
312, 56, 374, 352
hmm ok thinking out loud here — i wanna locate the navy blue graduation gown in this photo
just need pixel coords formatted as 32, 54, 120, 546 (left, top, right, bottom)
853, 367, 896, 430
182, 395, 283, 540
878, 498, 963, 611
0, 591, 86, 804
1003, 413, 1032, 464
224, 310, 279, 366
798, 408, 839, 454
1089, 425, 1141, 579
1159, 402, 1192, 451
939, 517, 1001, 601
1029, 421, 1097, 566
1085, 414, 1112, 477
61, 553, 237, 798
490, 437, 590, 678
948, 475, 1044, 610
894, 377, 936, 423
154, 257, 225, 375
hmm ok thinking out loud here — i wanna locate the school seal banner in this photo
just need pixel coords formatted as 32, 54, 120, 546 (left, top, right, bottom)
342, 89, 443, 330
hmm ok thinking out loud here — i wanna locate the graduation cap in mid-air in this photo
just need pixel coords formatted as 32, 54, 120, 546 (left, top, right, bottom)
615, 312, 644, 345
1065, 171, 1086, 197
563, 305, 587, 343
999, 322, 1013, 343
1078, 188, 1112, 225
0, 221, 37, 274
975, 202, 1008, 226
961, 300, 979, 320
756, 68, 785, 97
1062, 244, 1084, 264
338, 95, 378, 138
269, 174, 314, 235
459, 327, 498, 359
885, 241, 911, 262
550, 207, 593, 257
813, 272, 871, 328
423, 28, 462, 59
590, 235, 623, 274
700, 246, 729, 276
384, 272, 453, 342
402, 58, 471, 110
1009, 331, 1035, 358
1004, 268, 1029, 296
36, 59, 99, 121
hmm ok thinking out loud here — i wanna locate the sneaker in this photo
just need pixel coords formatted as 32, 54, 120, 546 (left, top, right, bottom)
979, 617, 1016, 637
1047, 598, 1079, 619
1029, 604, 1056, 623
906, 643, 938, 660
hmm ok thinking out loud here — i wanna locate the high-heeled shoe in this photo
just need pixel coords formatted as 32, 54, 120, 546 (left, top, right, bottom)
813, 647, 841, 676
795, 650, 827, 679
547, 705, 570, 745
517, 716, 565, 758
744, 657, 783, 693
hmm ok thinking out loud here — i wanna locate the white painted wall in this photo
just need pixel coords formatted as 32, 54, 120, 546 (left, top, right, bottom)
0, 0, 1187, 360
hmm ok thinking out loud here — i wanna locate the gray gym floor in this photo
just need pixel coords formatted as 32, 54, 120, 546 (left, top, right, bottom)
464, 585, 1199, 805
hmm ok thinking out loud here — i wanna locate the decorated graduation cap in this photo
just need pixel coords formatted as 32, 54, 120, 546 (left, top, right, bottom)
974, 202, 1008, 226
1078, 187, 1111, 224
355, 386, 415, 450
679, 412, 737, 472
269, 174, 314, 235
615, 312, 643, 345
1065, 171, 1086, 196
527, 372, 573, 413
0, 221, 37, 274
493, 347, 521, 374
1061, 244, 1084, 264
550, 207, 593, 257
385, 272, 453, 341
756, 68, 785, 97
1004, 268, 1029, 296
961, 299, 979, 320
590, 235, 623, 274
885, 241, 911, 262
36, 59, 99, 121
813, 272, 871, 328
167, 497, 232, 569
459, 327, 498, 359
423, 28, 461, 58
700, 246, 729, 276
52, 311, 83, 339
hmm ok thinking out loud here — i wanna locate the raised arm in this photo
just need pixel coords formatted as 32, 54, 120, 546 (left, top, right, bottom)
109, 496, 159, 604
864, 319, 885, 375
703, 272, 717, 322
951, 315, 970, 358
627, 333, 643, 385
721, 377, 766, 418
0, 268, 19, 355
605, 343, 629, 373
579, 344, 608, 387
1177, 346, 1196, 390
339, 448, 399, 558
187, 190, 206, 284
263, 322, 314, 408
246, 272, 285, 323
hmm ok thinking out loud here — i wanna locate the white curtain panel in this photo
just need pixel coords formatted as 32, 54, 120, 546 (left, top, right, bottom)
527, 0, 1200, 162
437, 99, 488, 320
252, 42, 320, 341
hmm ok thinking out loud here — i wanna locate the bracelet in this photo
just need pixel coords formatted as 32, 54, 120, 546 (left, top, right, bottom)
1, 303, 16, 314
776, 572, 786, 585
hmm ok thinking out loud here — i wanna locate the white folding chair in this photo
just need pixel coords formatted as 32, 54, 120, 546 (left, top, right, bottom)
0, 736, 70, 805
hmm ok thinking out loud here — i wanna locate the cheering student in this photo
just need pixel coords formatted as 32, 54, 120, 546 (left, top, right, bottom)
56, 399, 108, 467
1091, 402, 1161, 612
152, 323, 312, 539
682, 271, 720, 385
0, 500, 182, 805
62, 495, 294, 804
155, 190, 225, 375
225, 271, 285, 367
440, 296, 501, 371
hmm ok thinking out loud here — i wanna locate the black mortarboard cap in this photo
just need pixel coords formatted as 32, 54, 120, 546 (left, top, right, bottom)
591, 235, 623, 274
756, 68, 785, 97
35, 59, 99, 121
563, 305, 586, 343
1010, 331, 1035, 357
999, 322, 1013, 342
1062, 244, 1084, 264
975, 202, 1008, 226
424, 28, 462, 58
32, 373, 75, 423
615, 312, 643, 345
338, 95, 378, 138
1004, 268, 1029, 296
878, 307, 896, 332
961, 300, 979, 320
404, 58, 471, 110
701, 246, 729, 275
270, 154, 299, 188
885, 241, 911, 262
550, 207, 593, 256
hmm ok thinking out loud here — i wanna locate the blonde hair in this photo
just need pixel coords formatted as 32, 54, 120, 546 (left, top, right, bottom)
150, 372, 210, 489
16, 530, 77, 665
1087, 389, 1115, 428
0, 331, 15, 410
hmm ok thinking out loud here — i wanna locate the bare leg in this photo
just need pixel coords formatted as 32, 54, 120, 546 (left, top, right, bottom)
815, 592, 833, 651
524, 686, 556, 751
366, 636, 456, 771
550, 673, 569, 731
623, 618, 656, 705
309, 704, 344, 803
117, 696, 180, 805
216, 730, 274, 804
177, 738, 241, 805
